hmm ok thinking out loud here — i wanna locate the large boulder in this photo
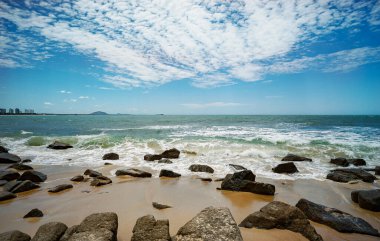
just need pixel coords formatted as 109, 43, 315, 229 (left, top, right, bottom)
47, 141, 73, 150
0, 145, 9, 153
90, 176, 112, 186
161, 148, 180, 159
189, 164, 214, 173
19, 171, 47, 182
272, 162, 298, 174
330, 158, 349, 167
131, 215, 170, 241
159, 169, 181, 178
0, 191, 17, 201
70, 175, 84, 182
0, 230, 31, 241
0, 170, 20, 181
4, 180, 40, 193
0, 153, 21, 164
144, 154, 162, 161
229, 164, 247, 171
239, 201, 323, 241
282, 154, 312, 162
115, 168, 152, 178
83, 169, 102, 177
173, 207, 243, 241
348, 158, 366, 166
8, 163, 33, 171
31, 222, 67, 241
326, 168, 376, 183
24, 209, 44, 218
351, 189, 380, 212
102, 153, 119, 160
296, 198, 379, 236
48, 184, 73, 193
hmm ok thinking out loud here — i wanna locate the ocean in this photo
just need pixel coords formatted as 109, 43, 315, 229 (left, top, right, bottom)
0, 115, 379, 180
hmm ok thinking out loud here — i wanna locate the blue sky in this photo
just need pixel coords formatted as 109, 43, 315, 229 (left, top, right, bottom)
1, 0, 380, 114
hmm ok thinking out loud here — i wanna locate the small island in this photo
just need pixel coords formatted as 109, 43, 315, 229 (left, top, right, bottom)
89, 111, 108, 115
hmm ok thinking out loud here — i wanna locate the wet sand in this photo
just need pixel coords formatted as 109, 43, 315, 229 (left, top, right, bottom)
1, 164, 380, 241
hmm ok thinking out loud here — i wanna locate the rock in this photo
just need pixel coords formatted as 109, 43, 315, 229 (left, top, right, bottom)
8, 163, 33, 171
0, 170, 20, 181
90, 176, 112, 186
102, 153, 119, 160
158, 159, 173, 164
0, 230, 31, 241
161, 148, 180, 159
214, 178, 224, 182
351, 189, 380, 212
59, 225, 78, 241
326, 168, 376, 183
131, 215, 170, 241
348, 158, 366, 166
375, 166, 380, 175
47, 141, 73, 150
282, 154, 312, 162
159, 169, 181, 178
104, 162, 113, 165
152, 202, 172, 210
229, 164, 247, 171
23, 208, 43, 218
19, 171, 47, 182
348, 180, 359, 184
48, 184, 73, 193
174, 206, 243, 241
70, 175, 84, 182
198, 177, 212, 182
0, 180, 8, 186
22, 159, 32, 163
4, 180, 39, 193
272, 162, 299, 174
144, 154, 162, 161
0, 153, 21, 163
0, 145, 9, 153
240, 201, 323, 241
115, 168, 152, 178
296, 198, 379, 236
188, 164, 214, 173
83, 169, 102, 177
31, 222, 67, 241
0, 191, 17, 201
330, 158, 349, 167
183, 150, 197, 155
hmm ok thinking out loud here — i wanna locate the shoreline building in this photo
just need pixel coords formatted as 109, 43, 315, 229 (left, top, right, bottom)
0, 109, 5, 114
8, 108, 14, 114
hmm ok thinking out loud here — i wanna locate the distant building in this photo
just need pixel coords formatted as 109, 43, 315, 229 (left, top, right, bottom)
15, 108, 21, 114
0, 108, 6, 114
30, 109, 34, 114
8, 108, 14, 114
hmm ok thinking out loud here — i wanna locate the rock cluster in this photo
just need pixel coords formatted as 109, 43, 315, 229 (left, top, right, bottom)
351, 189, 380, 212
327, 168, 376, 183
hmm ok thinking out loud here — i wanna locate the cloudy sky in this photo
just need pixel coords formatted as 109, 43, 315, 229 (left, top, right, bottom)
1, 0, 380, 114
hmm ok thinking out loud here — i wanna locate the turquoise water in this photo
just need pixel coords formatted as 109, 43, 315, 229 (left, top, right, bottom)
0, 115, 379, 179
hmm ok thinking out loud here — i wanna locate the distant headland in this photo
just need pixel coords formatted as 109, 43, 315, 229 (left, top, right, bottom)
89, 111, 108, 115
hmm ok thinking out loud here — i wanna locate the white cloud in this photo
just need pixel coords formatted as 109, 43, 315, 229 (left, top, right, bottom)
59, 90, 72, 94
44, 102, 53, 105
79, 96, 89, 99
181, 102, 242, 109
64, 99, 77, 103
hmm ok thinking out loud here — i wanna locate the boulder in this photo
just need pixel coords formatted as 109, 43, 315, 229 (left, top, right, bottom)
282, 154, 312, 162
158, 159, 173, 164
102, 153, 119, 160
198, 177, 212, 182
330, 158, 349, 167
22, 159, 32, 163
326, 168, 376, 183
0, 191, 17, 201
19, 171, 47, 182
376, 166, 380, 175
104, 162, 113, 165
188, 164, 214, 173
70, 175, 84, 182
0, 145, 9, 153
90, 176, 112, 186
131, 215, 170, 241
4, 180, 39, 193
0, 230, 31, 241
47, 141, 73, 150
0, 153, 21, 164
348, 158, 366, 166
152, 202, 172, 210
351, 189, 380, 212
24, 208, 43, 218
31, 222, 67, 241
8, 163, 33, 171
159, 169, 181, 178
173, 207, 243, 241
115, 168, 152, 178
0, 170, 20, 181
229, 164, 247, 171
59, 225, 78, 241
83, 169, 102, 177
144, 154, 162, 161
161, 148, 180, 159
296, 198, 379, 236
48, 184, 73, 193
239, 201, 323, 241
272, 162, 299, 174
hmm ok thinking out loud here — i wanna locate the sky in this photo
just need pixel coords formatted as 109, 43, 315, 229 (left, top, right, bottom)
1, 0, 380, 115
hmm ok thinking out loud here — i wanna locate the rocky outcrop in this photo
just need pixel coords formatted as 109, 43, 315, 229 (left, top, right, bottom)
4, 180, 39, 193
229, 164, 247, 171
131, 215, 170, 241
0, 230, 31, 241
0, 170, 20, 181
70, 175, 84, 182
144, 154, 162, 161
330, 158, 349, 167
8, 163, 33, 171
296, 198, 379, 236
24, 209, 43, 218
102, 153, 119, 160
31, 222, 67, 241
19, 171, 47, 182
239, 201, 323, 241
272, 162, 298, 174
189, 164, 214, 173
0, 191, 17, 201
48, 184, 73, 193
0, 145, 9, 153
159, 169, 181, 178
115, 168, 152, 178
83, 169, 102, 177
152, 202, 172, 210
173, 207, 243, 241
351, 189, 380, 212
161, 148, 180, 159
282, 154, 312, 162
158, 159, 173, 164
326, 168, 376, 183
47, 141, 73, 150
0, 153, 21, 163
90, 176, 112, 186
348, 158, 366, 166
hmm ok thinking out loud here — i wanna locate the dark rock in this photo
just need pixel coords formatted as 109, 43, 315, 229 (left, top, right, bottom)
198, 177, 212, 182
296, 198, 379, 236
31, 222, 67, 241
158, 159, 173, 164
0, 191, 17, 201
351, 189, 380, 212
282, 154, 312, 162
47, 141, 73, 150
4, 180, 39, 193
144, 154, 162, 161
19, 171, 47, 182
0, 170, 20, 181
48, 184, 73, 193
161, 148, 180, 159
131, 215, 170, 241
159, 169, 181, 178
221, 170, 274, 195
240, 201, 323, 241
70, 175, 84, 182
23, 208, 43, 218
22, 159, 32, 163
189, 164, 214, 173
272, 162, 298, 174
376, 166, 380, 175
102, 153, 119, 160
115, 168, 152, 178
229, 164, 247, 171
0, 180, 7, 186
330, 158, 349, 167
8, 163, 33, 171
104, 162, 113, 165
90, 176, 112, 186
0, 145, 9, 153
83, 169, 102, 177
348, 158, 366, 166
326, 168, 376, 183
0, 153, 21, 164
0, 230, 31, 241
174, 206, 243, 241
152, 202, 172, 210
